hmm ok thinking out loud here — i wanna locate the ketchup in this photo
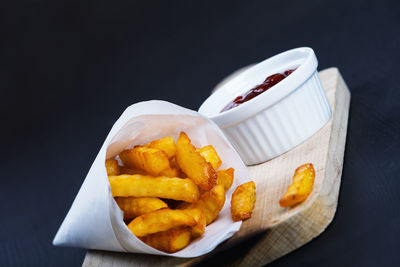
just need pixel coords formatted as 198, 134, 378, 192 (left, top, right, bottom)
221, 68, 297, 112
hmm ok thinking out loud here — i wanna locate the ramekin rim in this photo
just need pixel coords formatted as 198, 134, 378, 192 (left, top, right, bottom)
198, 47, 318, 126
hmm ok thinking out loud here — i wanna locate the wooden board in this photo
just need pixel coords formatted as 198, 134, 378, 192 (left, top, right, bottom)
83, 67, 351, 267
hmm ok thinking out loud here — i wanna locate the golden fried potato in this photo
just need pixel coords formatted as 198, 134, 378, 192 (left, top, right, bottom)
105, 159, 120, 176
176, 132, 217, 191
231, 181, 256, 222
109, 175, 200, 203
140, 227, 192, 253
119, 166, 147, 175
160, 167, 180, 178
279, 163, 315, 207
128, 209, 196, 237
115, 197, 168, 220
188, 185, 225, 225
217, 168, 234, 191
197, 145, 222, 170
146, 136, 176, 159
119, 147, 170, 176
169, 157, 180, 170
182, 209, 206, 238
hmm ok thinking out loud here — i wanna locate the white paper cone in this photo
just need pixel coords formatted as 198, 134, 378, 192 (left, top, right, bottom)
53, 100, 250, 257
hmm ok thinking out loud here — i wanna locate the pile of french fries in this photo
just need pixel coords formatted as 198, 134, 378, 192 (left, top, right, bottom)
106, 132, 256, 253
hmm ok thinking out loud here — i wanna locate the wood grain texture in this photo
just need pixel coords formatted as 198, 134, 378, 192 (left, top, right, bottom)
82, 67, 350, 267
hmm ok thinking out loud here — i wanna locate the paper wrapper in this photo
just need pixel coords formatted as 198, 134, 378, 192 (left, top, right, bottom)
53, 100, 251, 258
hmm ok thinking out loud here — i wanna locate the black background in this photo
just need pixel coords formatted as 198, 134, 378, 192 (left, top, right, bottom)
1, 0, 400, 266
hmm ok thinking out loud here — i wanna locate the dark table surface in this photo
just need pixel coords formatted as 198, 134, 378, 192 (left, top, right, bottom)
2, 0, 400, 266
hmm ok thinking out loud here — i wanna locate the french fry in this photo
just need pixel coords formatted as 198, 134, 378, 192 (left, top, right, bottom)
119, 147, 170, 176
168, 157, 187, 178
231, 181, 256, 222
109, 175, 200, 203
169, 157, 180, 170
119, 166, 147, 175
197, 145, 222, 170
105, 159, 120, 176
216, 168, 234, 191
128, 209, 196, 237
279, 163, 315, 207
115, 197, 168, 220
182, 209, 206, 238
176, 132, 217, 191
140, 227, 192, 253
188, 185, 226, 225
160, 167, 180, 178
146, 136, 176, 159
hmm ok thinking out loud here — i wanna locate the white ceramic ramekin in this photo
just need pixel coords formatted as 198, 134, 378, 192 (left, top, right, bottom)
199, 47, 332, 165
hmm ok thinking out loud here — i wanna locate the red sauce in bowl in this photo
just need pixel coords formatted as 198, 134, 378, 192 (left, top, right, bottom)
221, 68, 297, 112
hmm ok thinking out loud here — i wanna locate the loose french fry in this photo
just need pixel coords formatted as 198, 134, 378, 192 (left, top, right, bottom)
188, 185, 225, 225
182, 209, 206, 238
119, 147, 170, 176
140, 227, 192, 253
119, 166, 147, 175
231, 181, 256, 222
279, 163, 315, 207
115, 197, 168, 220
217, 168, 234, 191
146, 136, 176, 159
197, 145, 222, 170
176, 132, 217, 191
128, 209, 196, 237
109, 175, 200, 203
105, 159, 120, 176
